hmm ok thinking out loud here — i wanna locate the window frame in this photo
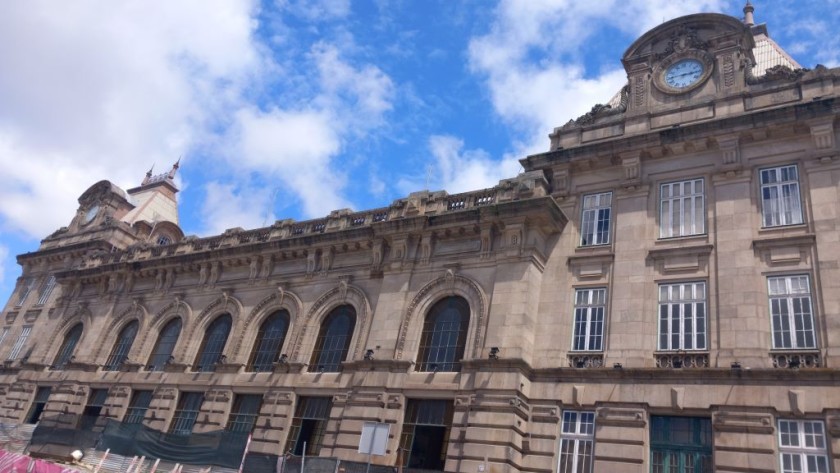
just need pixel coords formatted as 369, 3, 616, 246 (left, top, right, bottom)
52, 323, 83, 370
579, 192, 612, 247
36, 275, 56, 306
760, 164, 803, 228
650, 416, 713, 473
194, 314, 233, 372
7, 326, 32, 361
123, 390, 153, 425
557, 410, 595, 473
169, 391, 204, 436
659, 178, 705, 239
657, 282, 707, 352
284, 396, 332, 455
777, 419, 830, 473
79, 388, 109, 431
399, 399, 455, 471
147, 318, 182, 371
571, 288, 606, 352
248, 310, 290, 372
309, 305, 356, 373
26, 387, 52, 424
104, 320, 139, 371
415, 296, 470, 372
226, 394, 263, 433
768, 275, 817, 350
15, 277, 36, 307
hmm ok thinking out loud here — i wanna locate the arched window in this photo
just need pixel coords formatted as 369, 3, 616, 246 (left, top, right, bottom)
194, 314, 232, 372
248, 311, 290, 372
147, 318, 182, 371
309, 305, 356, 372
53, 323, 83, 370
416, 296, 469, 372
104, 320, 139, 371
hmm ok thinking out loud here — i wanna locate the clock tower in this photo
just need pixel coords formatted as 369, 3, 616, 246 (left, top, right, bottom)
621, 13, 755, 126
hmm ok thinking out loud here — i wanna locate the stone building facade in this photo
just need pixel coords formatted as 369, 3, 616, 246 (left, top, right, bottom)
2, 7, 840, 473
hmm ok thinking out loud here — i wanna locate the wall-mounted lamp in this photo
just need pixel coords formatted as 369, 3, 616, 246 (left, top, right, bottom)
364, 349, 375, 361
488, 347, 500, 360
613, 363, 623, 369
730, 361, 742, 370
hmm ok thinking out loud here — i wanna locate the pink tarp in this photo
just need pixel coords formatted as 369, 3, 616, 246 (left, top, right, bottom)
0, 449, 77, 472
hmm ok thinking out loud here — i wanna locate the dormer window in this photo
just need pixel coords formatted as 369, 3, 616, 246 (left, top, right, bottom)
156, 235, 171, 246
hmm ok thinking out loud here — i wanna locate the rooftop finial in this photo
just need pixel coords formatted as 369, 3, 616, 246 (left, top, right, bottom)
743, 1, 755, 27
167, 157, 181, 180
142, 165, 155, 185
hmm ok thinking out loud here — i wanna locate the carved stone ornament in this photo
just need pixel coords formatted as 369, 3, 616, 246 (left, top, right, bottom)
655, 26, 708, 60
746, 63, 807, 85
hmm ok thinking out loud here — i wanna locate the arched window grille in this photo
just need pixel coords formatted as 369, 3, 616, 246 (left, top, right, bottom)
416, 296, 470, 372
248, 311, 290, 372
309, 305, 356, 372
147, 318, 182, 371
104, 320, 139, 371
53, 323, 83, 370
194, 314, 233, 372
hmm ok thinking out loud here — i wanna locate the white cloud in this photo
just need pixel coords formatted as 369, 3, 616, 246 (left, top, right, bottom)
0, 244, 8, 286
468, 0, 728, 152
201, 182, 276, 235
398, 135, 520, 196
0, 1, 262, 238
277, 0, 351, 21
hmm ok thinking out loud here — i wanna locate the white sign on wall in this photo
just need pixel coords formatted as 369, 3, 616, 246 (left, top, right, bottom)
358, 422, 390, 456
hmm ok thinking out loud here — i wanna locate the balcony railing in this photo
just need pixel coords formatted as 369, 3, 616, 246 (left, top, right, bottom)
655, 352, 709, 369
771, 351, 821, 368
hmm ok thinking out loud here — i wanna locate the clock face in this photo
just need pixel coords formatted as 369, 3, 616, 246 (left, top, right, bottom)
664, 59, 704, 89
84, 204, 100, 224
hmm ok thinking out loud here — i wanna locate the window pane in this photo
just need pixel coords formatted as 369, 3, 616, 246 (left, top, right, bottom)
417, 297, 469, 372
310, 306, 356, 372
194, 314, 232, 372
104, 321, 139, 371
53, 324, 83, 370
148, 318, 182, 371
249, 311, 290, 372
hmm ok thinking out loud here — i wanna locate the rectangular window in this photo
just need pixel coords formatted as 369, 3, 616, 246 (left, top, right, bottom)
769, 276, 816, 350
226, 394, 263, 433
8, 326, 32, 361
660, 179, 704, 238
557, 411, 595, 473
761, 165, 803, 227
580, 192, 611, 246
36, 276, 56, 306
169, 392, 204, 436
572, 288, 606, 352
658, 282, 707, 351
123, 390, 153, 425
80, 389, 109, 430
778, 420, 830, 473
0, 328, 8, 352
399, 399, 454, 471
15, 278, 36, 307
26, 387, 52, 424
284, 396, 331, 456
651, 416, 712, 473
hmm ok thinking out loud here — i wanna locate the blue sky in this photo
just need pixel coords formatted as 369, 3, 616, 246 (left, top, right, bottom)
0, 0, 837, 305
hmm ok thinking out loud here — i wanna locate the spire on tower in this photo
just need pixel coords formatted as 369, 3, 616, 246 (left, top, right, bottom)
743, 1, 755, 27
